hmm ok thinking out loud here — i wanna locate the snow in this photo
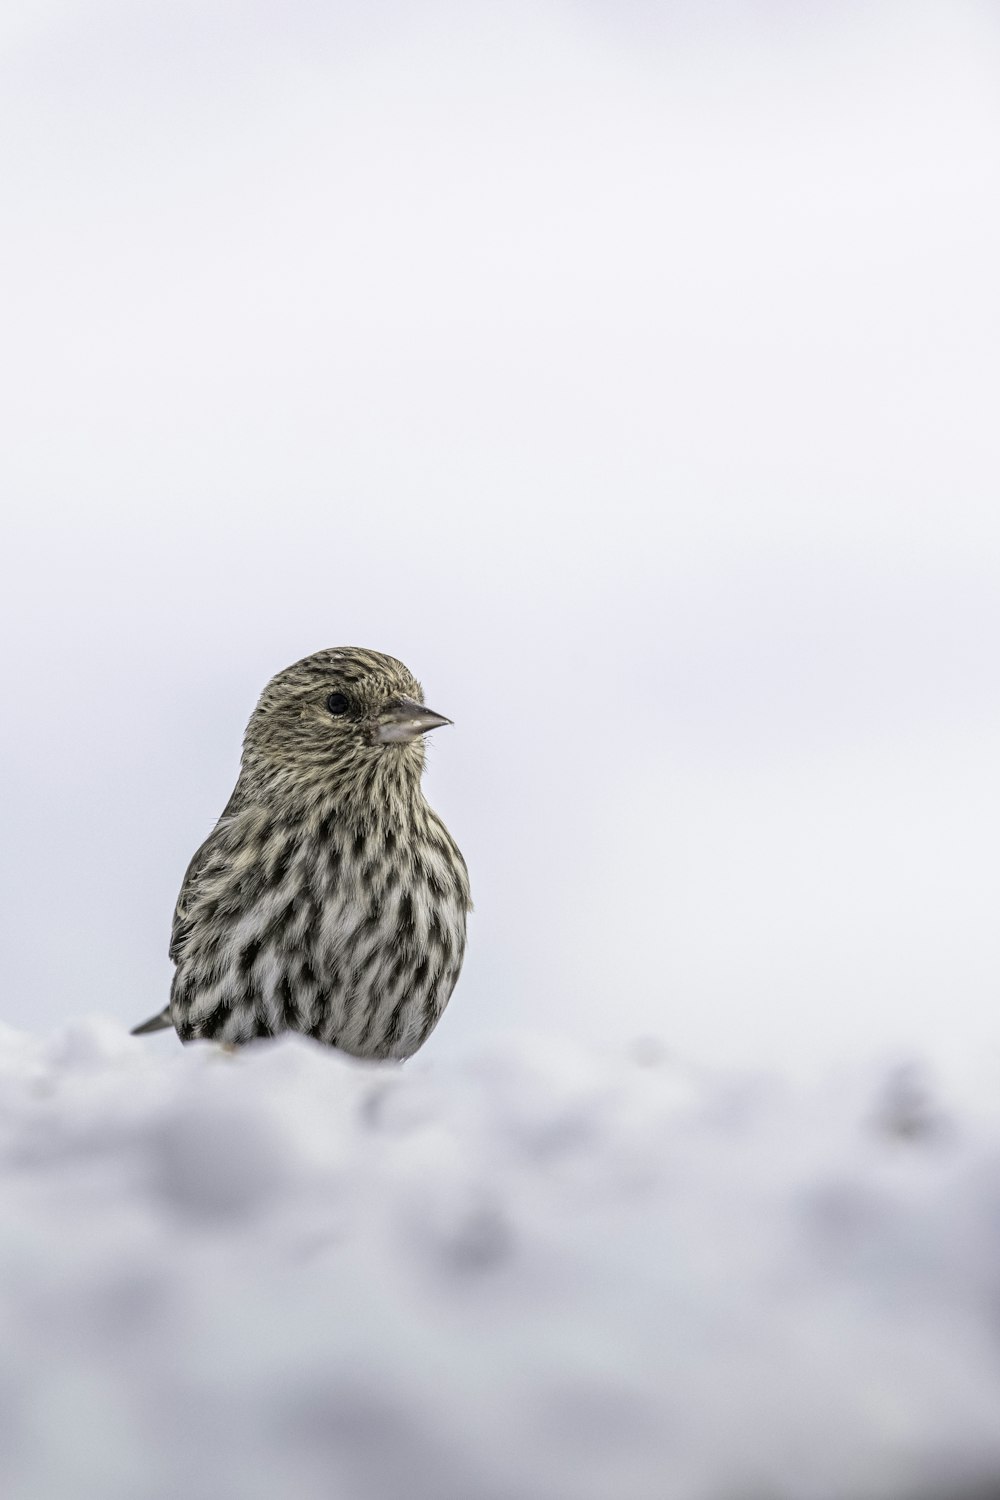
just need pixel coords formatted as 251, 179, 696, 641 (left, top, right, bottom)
2, 1020, 1000, 1500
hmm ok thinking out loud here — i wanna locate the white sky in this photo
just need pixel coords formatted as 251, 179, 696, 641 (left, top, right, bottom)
2, 0, 999, 1079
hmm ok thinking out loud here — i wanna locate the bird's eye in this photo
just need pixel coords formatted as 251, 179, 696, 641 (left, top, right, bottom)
326, 691, 350, 716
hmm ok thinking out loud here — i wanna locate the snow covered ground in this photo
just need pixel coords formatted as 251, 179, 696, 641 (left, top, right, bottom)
3, 1020, 1000, 1500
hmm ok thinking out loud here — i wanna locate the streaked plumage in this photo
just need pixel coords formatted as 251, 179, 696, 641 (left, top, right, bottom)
131, 648, 470, 1058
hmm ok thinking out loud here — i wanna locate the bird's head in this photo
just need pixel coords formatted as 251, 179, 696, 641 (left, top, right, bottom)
240, 647, 452, 806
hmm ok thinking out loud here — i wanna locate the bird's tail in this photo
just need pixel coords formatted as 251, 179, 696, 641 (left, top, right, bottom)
130, 1006, 174, 1036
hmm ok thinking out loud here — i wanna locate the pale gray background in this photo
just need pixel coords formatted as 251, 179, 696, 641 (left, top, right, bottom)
2, 0, 998, 1079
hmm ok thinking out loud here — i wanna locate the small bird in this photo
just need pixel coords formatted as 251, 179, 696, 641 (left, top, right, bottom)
131, 648, 470, 1058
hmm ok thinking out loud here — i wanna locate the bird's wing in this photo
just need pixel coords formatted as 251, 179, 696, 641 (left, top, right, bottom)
169, 786, 243, 963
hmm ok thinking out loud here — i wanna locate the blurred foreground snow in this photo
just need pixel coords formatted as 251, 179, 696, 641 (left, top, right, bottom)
2, 1020, 1000, 1500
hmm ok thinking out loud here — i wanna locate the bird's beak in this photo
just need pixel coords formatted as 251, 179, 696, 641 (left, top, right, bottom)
376, 698, 453, 744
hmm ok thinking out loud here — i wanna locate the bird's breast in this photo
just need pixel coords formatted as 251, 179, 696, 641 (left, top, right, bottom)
175, 817, 468, 1058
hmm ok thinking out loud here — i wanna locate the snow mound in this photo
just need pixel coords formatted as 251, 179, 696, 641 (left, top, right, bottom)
2, 1019, 1000, 1500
